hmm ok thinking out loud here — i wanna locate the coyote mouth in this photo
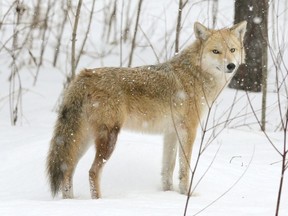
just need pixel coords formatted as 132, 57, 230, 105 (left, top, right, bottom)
225, 69, 234, 74
217, 67, 233, 74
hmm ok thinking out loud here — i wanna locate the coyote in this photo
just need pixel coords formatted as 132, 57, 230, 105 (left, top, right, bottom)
47, 21, 247, 199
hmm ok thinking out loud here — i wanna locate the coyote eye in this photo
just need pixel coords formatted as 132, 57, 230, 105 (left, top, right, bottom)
212, 49, 220, 54
230, 48, 236, 53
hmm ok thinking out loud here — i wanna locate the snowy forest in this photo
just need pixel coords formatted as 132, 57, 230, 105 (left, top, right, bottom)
0, 0, 287, 215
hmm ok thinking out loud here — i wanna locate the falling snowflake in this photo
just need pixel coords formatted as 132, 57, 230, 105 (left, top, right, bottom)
60, 163, 68, 171
176, 90, 187, 100
92, 101, 100, 108
253, 17, 262, 24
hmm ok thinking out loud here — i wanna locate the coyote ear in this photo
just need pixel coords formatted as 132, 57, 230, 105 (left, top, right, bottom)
230, 21, 247, 42
194, 22, 211, 41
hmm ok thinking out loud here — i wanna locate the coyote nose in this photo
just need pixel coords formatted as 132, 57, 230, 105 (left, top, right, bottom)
227, 63, 236, 72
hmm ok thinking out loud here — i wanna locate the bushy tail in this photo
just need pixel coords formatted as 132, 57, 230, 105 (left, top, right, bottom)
47, 76, 88, 197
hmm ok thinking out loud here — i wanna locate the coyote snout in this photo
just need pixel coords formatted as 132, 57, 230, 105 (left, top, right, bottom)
227, 63, 236, 72
47, 21, 247, 199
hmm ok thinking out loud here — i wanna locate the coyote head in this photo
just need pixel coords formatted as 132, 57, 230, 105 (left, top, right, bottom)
194, 21, 247, 80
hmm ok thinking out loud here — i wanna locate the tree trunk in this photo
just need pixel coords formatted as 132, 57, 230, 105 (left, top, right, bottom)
229, 0, 269, 92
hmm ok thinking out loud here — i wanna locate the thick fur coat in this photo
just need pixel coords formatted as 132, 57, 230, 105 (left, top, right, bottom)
47, 21, 247, 199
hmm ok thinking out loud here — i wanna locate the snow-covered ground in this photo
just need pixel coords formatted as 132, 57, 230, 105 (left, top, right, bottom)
1, 0, 288, 215
0, 69, 287, 216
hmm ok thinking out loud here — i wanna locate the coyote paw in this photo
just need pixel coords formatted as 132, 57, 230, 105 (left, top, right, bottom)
162, 183, 173, 191
179, 182, 189, 195
162, 178, 174, 191
62, 191, 74, 199
90, 188, 101, 199
62, 185, 74, 199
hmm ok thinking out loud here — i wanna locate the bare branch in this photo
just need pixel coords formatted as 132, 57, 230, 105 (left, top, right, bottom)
175, 0, 183, 55
71, 0, 83, 81
139, 25, 160, 64
128, 0, 143, 67
191, 141, 222, 194
245, 91, 282, 156
9, 0, 22, 125
192, 144, 255, 216
34, 0, 55, 85
53, 1, 69, 67
75, 0, 96, 68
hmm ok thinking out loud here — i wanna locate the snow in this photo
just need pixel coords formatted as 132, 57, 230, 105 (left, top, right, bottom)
1, 0, 288, 215
0, 124, 286, 216
0, 71, 287, 215
1, 112, 287, 211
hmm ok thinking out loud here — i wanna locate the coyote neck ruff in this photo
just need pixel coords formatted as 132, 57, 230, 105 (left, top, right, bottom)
47, 21, 247, 199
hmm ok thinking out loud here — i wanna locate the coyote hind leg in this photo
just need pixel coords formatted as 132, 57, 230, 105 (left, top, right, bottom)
62, 169, 74, 199
61, 136, 90, 199
89, 124, 120, 199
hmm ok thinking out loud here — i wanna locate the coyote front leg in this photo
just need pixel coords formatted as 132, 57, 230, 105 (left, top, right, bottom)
161, 131, 178, 191
178, 125, 197, 195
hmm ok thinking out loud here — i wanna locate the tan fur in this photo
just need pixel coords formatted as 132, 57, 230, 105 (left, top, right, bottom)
47, 21, 247, 199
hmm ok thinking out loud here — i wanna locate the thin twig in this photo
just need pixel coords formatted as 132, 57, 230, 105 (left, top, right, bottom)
192, 144, 255, 216
9, 0, 21, 126
246, 91, 282, 156
106, 0, 117, 43
128, 0, 143, 67
120, 0, 124, 67
71, 0, 83, 81
34, 0, 54, 85
53, 1, 69, 67
183, 106, 213, 216
123, 0, 132, 42
139, 25, 160, 64
192, 141, 222, 194
75, 0, 96, 68
175, 0, 183, 55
